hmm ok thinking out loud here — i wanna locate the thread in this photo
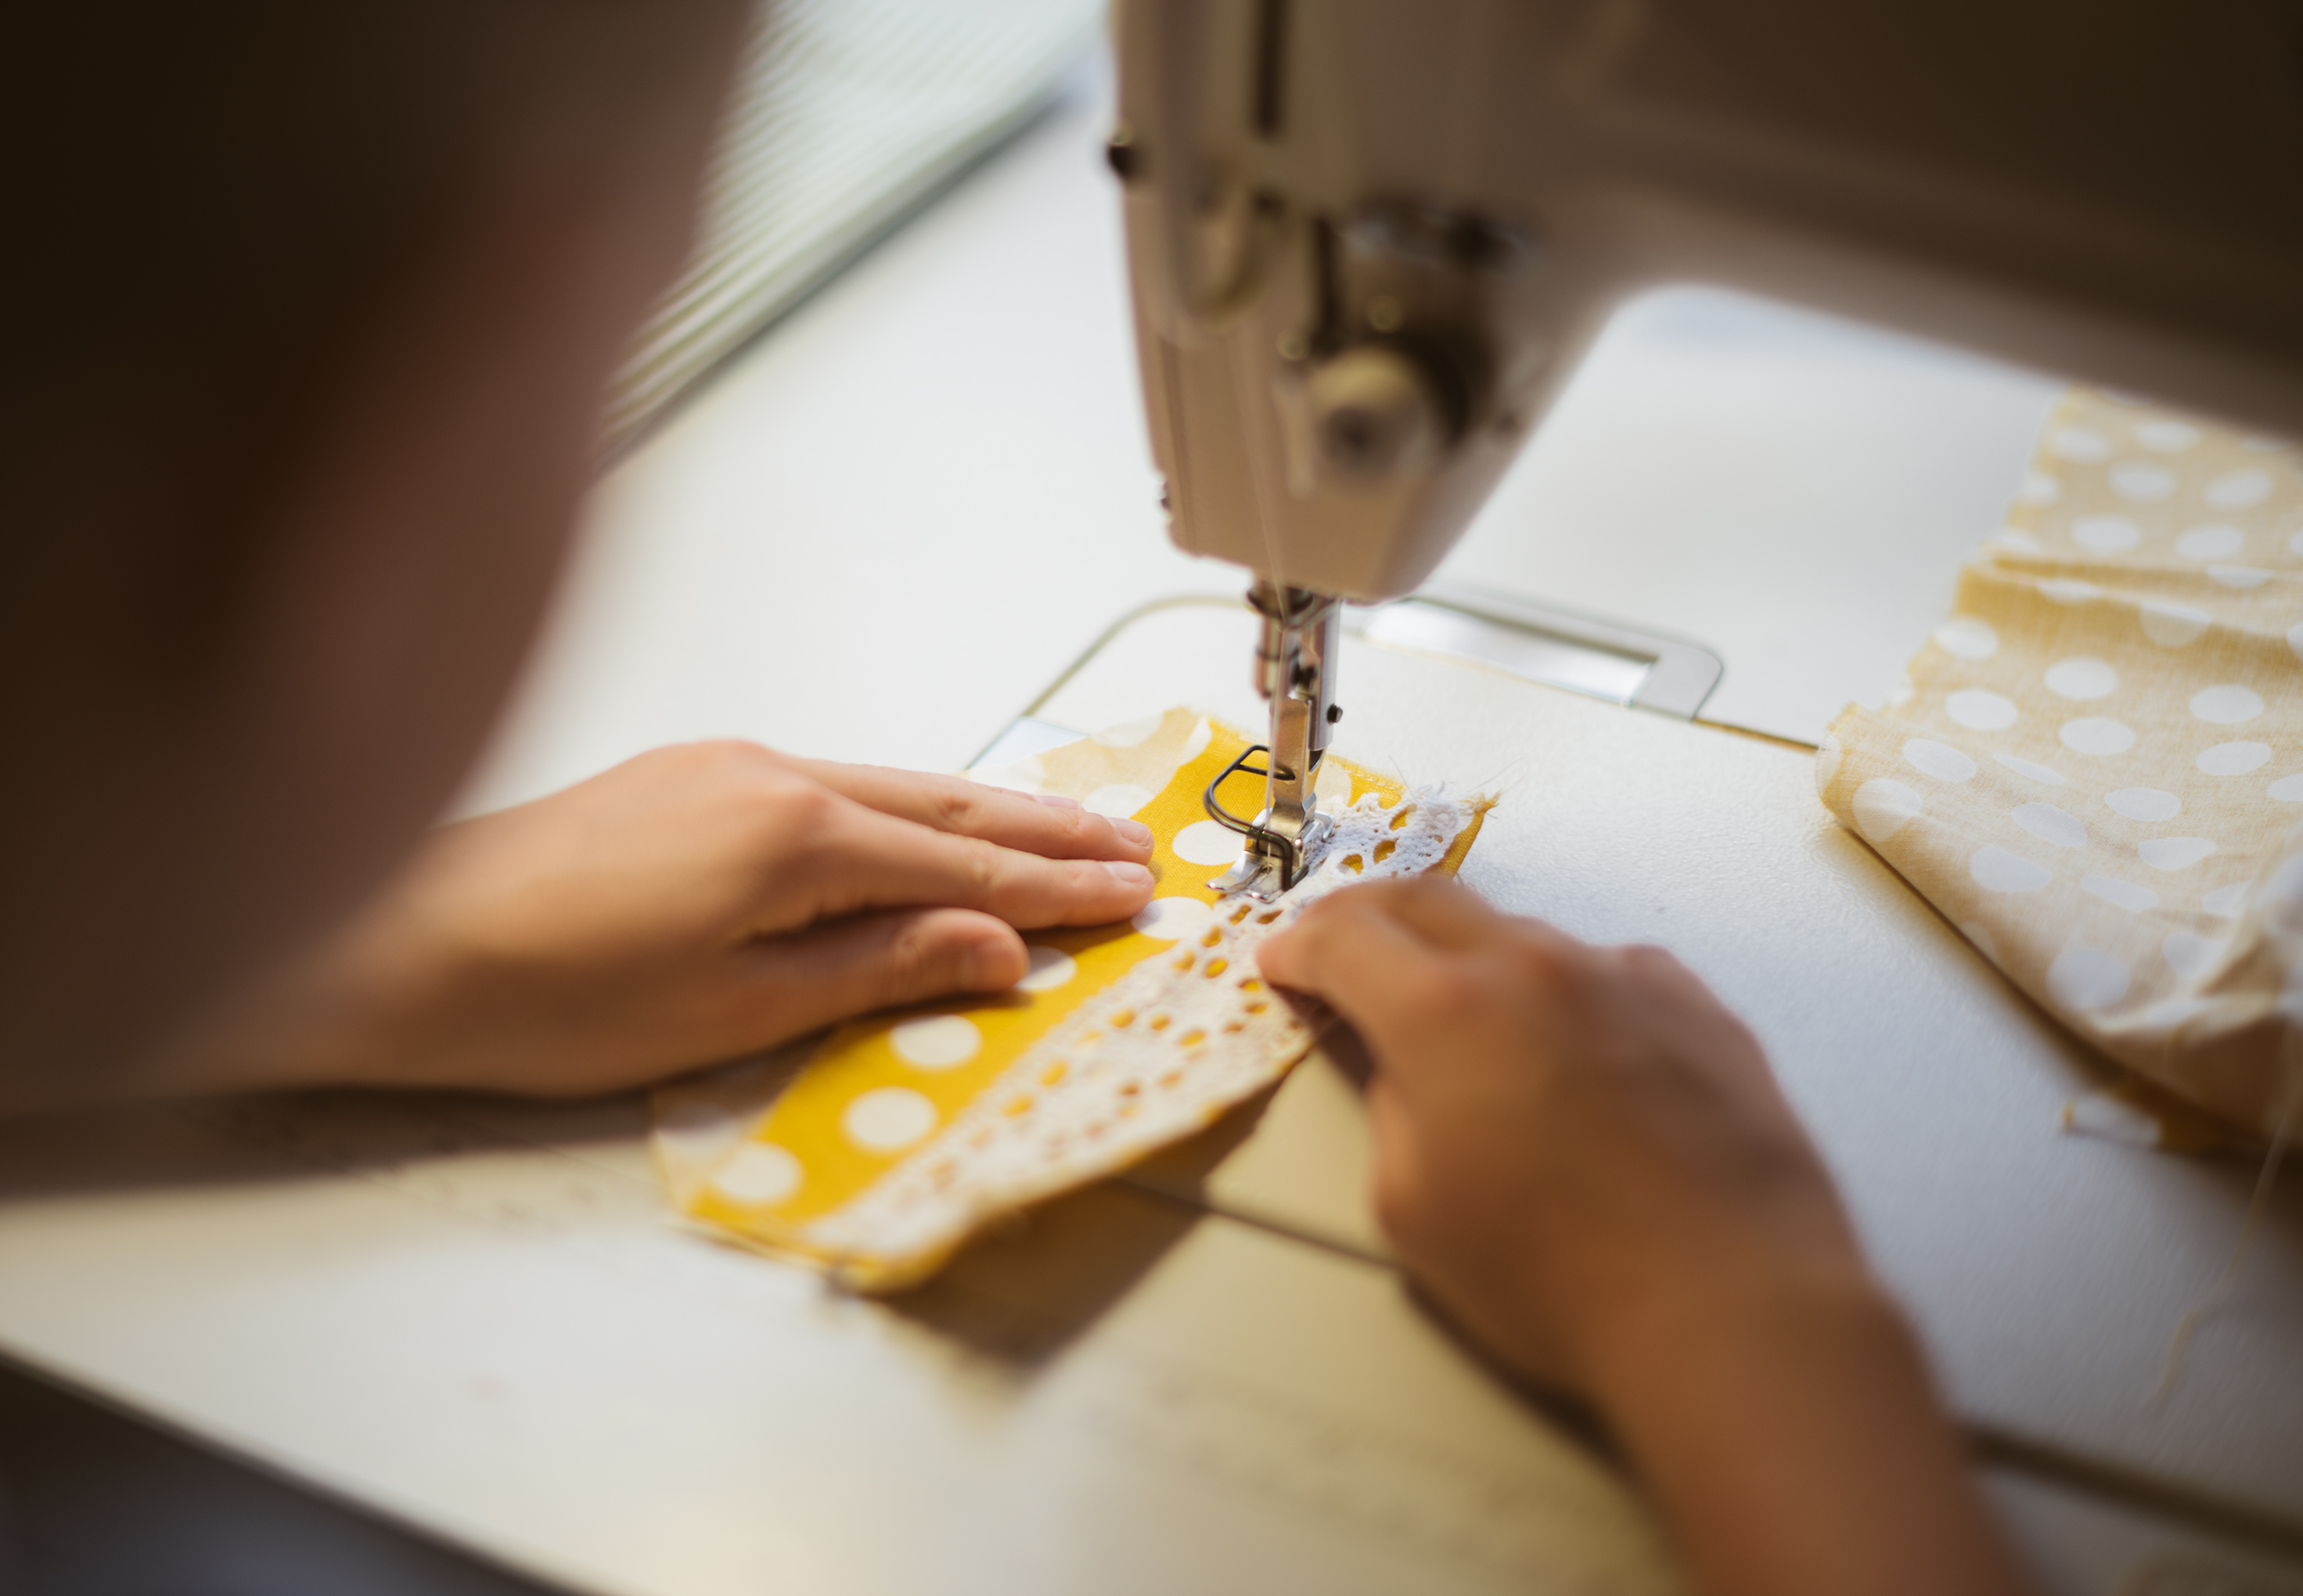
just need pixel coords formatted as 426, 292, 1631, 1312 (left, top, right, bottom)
2149, 1029, 2303, 1405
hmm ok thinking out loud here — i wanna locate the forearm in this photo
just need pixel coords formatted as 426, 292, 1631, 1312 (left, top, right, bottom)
1592, 1271, 2029, 1596
124, 929, 423, 1104
0, 965, 401, 1118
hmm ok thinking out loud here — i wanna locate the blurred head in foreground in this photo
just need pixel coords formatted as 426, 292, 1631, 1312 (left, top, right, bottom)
0, 2, 749, 1100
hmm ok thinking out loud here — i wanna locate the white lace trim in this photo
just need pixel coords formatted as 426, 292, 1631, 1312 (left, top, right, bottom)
802, 786, 1474, 1283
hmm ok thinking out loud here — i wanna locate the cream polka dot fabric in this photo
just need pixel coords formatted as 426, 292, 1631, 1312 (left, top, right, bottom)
653, 710, 1486, 1291
1819, 390, 2303, 1145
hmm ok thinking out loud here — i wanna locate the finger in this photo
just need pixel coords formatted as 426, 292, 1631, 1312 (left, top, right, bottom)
801, 803, 1157, 929
730, 908, 1027, 1044
1258, 886, 1457, 1043
1338, 875, 1579, 958
792, 760, 1154, 861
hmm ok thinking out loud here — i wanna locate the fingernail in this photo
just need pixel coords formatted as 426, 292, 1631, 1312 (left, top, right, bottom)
1113, 818, 1153, 848
1035, 793, 1081, 810
1100, 861, 1153, 886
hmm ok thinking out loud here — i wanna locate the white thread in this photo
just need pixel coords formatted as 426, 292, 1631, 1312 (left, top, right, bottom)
2151, 1038, 2302, 1404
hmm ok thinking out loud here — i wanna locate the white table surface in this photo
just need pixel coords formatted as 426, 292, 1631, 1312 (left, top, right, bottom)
4, 70, 2298, 1596
1047, 603, 2303, 1527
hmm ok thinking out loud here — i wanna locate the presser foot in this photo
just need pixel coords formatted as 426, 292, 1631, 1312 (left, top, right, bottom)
1203, 743, 1332, 899
1207, 816, 1333, 900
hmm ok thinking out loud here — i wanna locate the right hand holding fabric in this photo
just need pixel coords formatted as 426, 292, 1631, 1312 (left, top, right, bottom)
1258, 877, 2030, 1596
1257, 875, 1868, 1393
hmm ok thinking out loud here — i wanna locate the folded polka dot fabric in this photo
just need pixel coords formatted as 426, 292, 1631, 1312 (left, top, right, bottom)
653, 709, 1487, 1290
1819, 389, 2303, 1145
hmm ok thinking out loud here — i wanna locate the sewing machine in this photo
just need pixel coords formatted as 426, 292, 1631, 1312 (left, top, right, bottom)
5, 18, 2303, 1596
1111, 0, 2303, 892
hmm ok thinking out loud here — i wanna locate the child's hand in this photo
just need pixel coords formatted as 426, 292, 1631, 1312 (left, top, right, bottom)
1258, 878, 2029, 1596
193, 741, 1155, 1098
1257, 874, 1862, 1395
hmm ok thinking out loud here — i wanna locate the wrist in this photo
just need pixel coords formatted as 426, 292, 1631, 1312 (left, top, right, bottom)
150, 904, 452, 1098
1580, 1241, 1903, 1414
1574, 1262, 2022, 1596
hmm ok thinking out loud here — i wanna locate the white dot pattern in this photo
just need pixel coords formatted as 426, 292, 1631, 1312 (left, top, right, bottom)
2139, 600, 2211, 646
1129, 896, 1212, 942
891, 1015, 983, 1069
1902, 739, 1977, 782
843, 1086, 940, 1152
2047, 944, 2129, 1012
1852, 778, 1923, 843
2196, 741, 2270, 775
2051, 426, 2111, 462
1171, 818, 1249, 866
2206, 470, 2272, 510
2081, 875, 2158, 912
650, 708, 1484, 1290
1970, 847, 2052, 893
2110, 463, 2175, 502
2136, 421, 2200, 452
2103, 788, 2180, 822
2138, 836, 2218, 872
1015, 945, 1078, 993
1815, 386, 2303, 1140
1091, 714, 1165, 749
2044, 657, 2118, 699
1084, 782, 1155, 818
2177, 525, 2243, 560
2162, 932, 2229, 980
2012, 803, 2087, 848
713, 1142, 803, 1206
1948, 689, 2019, 731
1933, 616, 1999, 660
2203, 882, 2250, 917
2060, 717, 2136, 756
2190, 684, 2264, 724
2073, 516, 2139, 553
1992, 752, 2067, 785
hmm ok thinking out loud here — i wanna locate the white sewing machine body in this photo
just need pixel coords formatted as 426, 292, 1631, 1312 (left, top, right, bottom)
1119, 0, 2303, 604
1115, 0, 2303, 897
2, 45, 2302, 1596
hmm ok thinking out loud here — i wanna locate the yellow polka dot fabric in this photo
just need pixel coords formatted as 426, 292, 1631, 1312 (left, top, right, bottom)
1819, 390, 2303, 1145
653, 708, 1487, 1289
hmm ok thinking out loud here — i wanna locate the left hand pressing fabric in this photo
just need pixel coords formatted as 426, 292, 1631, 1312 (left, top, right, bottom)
161, 742, 1157, 1099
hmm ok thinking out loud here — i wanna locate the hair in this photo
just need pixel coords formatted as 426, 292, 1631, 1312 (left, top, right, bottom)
0, 2, 736, 688
0, 1, 750, 1100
